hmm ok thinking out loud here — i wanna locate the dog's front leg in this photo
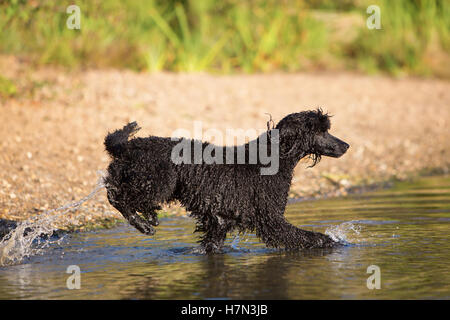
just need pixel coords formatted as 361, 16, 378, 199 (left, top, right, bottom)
195, 215, 231, 254
256, 215, 336, 250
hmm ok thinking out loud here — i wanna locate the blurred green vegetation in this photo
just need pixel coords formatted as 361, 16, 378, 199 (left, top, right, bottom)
0, 75, 17, 98
0, 0, 448, 77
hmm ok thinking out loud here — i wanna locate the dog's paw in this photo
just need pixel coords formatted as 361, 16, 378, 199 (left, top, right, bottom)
129, 216, 156, 235
315, 232, 338, 248
138, 223, 155, 235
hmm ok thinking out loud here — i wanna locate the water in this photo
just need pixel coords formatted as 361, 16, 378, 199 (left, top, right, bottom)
0, 176, 106, 266
0, 175, 449, 299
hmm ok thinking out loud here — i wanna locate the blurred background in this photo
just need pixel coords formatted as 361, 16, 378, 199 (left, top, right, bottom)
0, 0, 449, 77
0, 0, 449, 227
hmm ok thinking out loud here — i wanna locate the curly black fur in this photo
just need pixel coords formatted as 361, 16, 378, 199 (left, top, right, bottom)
104, 109, 349, 253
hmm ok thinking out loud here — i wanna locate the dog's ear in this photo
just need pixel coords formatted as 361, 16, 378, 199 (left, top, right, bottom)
276, 121, 303, 158
311, 108, 331, 132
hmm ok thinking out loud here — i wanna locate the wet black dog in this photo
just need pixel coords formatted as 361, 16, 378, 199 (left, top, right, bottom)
104, 109, 349, 253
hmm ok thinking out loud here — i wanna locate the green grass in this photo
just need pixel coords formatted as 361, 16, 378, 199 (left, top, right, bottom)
0, 75, 17, 98
0, 0, 448, 77
346, 0, 450, 77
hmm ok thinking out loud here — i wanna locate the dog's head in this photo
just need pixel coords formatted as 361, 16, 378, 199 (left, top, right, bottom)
274, 109, 349, 166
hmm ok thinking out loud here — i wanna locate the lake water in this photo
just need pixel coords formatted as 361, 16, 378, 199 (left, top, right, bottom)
0, 175, 449, 299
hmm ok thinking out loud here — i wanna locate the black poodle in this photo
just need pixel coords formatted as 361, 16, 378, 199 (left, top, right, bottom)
104, 109, 349, 253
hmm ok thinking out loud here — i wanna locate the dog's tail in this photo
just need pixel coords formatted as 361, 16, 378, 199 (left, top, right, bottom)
104, 121, 141, 158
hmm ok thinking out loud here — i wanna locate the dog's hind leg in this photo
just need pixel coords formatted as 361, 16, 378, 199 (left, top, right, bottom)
106, 191, 156, 235
140, 206, 161, 226
119, 206, 156, 235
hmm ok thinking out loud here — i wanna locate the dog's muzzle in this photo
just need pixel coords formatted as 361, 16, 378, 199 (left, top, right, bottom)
317, 133, 350, 158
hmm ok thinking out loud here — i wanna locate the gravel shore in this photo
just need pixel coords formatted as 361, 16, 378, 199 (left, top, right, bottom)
1, 56, 449, 230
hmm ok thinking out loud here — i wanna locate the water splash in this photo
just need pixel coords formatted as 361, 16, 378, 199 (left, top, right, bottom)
230, 234, 241, 250
230, 232, 248, 251
0, 174, 106, 266
325, 221, 362, 244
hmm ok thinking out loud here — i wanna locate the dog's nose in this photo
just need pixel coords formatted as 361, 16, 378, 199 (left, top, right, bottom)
343, 142, 350, 150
